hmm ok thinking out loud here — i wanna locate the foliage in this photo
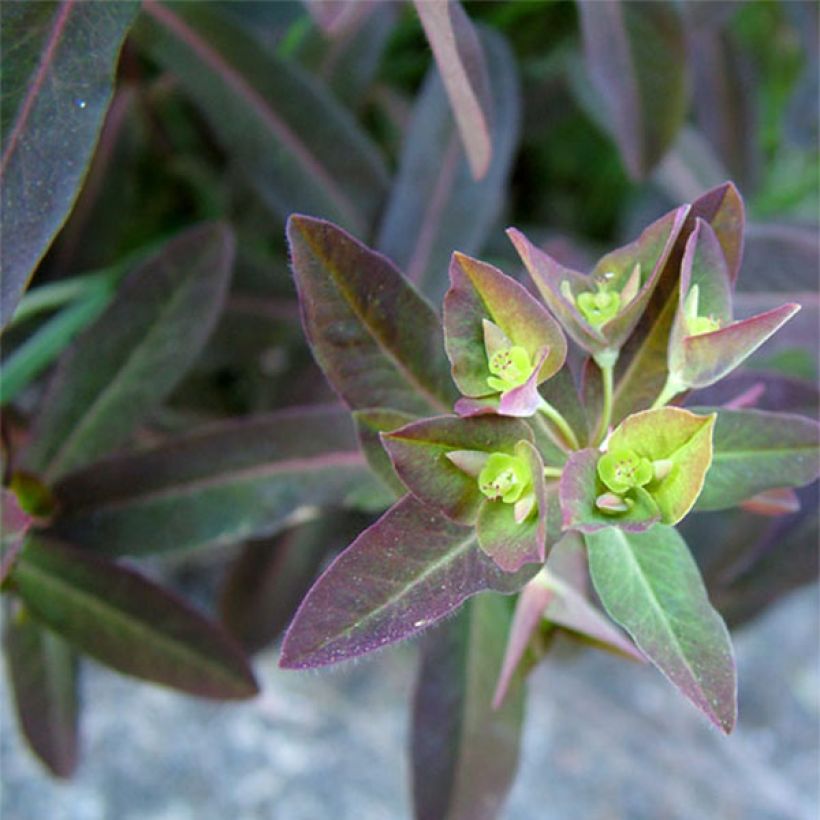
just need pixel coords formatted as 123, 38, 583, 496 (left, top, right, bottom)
1, 1, 817, 816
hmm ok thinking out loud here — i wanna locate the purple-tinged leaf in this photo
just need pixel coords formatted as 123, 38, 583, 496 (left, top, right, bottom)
577, 0, 687, 178
414, 0, 493, 180
691, 408, 820, 511
353, 408, 418, 498
3, 604, 79, 777
1, 488, 32, 583
476, 441, 547, 572
21, 222, 234, 482
607, 407, 716, 525
738, 487, 801, 517
1, 1, 138, 327
13, 536, 259, 699
279, 495, 534, 669
219, 512, 370, 655
376, 28, 519, 303
288, 215, 457, 415
413, 594, 524, 820
136, 2, 388, 235
585, 525, 737, 734
610, 182, 745, 420
49, 405, 381, 556
302, 0, 372, 37
560, 448, 660, 534
444, 251, 566, 400
507, 205, 687, 359
493, 533, 643, 708
382, 415, 532, 525
738, 222, 818, 293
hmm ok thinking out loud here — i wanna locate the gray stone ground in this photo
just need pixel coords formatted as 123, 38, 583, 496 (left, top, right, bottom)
1, 584, 817, 820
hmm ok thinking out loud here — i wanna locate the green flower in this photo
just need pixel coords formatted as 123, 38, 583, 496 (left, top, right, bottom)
486, 345, 533, 393
683, 284, 722, 337
576, 285, 620, 327
478, 452, 532, 504
597, 448, 654, 494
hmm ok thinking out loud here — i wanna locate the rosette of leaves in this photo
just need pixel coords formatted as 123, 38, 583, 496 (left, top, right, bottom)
281, 183, 818, 819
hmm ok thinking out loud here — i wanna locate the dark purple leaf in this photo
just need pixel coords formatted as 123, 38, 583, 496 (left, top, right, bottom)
136, 2, 388, 235
1, 1, 138, 327
219, 512, 370, 655
353, 408, 418, 498
21, 222, 235, 482
3, 603, 79, 777
13, 536, 258, 699
412, 594, 524, 820
414, 0, 493, 180
49, 405, 382, 556
586, 525, 737, 733
279, 495, 534, 669
288, 215, 457, 415
578, 0, 687, 178
376, 28, 520, 303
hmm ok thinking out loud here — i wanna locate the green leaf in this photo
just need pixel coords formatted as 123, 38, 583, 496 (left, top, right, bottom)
375, 27, 520, 303
577, 0, 687, 178
606, 407, 716, 524
693, 408, 820, 511
136, 1, 388, 235
288, 215, 458, 415
279, 495, 534, 669
3, 604, 79, 777
13, 536, 259, 699
412, 594, 524, 820
585, 525, 736, 733
0, 1, 138, 326
49, 405, 380, 556
414, 0, 493, 180
21, 222, 235, 482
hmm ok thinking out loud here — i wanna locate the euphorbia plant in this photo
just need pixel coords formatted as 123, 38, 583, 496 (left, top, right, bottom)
281, 183, 819, 812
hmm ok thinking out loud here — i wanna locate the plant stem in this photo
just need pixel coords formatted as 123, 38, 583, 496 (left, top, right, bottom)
593, 360, 614, 445
650, 375, 683, 410
537, 398, 580, 450
543, 466, 563, 479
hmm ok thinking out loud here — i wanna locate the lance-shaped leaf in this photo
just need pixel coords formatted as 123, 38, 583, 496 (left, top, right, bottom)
414, 0, 493, 180
507, 205, 687, 360
444, 251, 566, 401
476, 440, 548, 572
493, 533, 643, 708
577, 0, 687, 179
288, 215, 457, 415
219, 512, 369, 654
560, 448, 661, 534
1, 1, 138, 327
3, 606, 79, 777
585, 525, 737, 734
375, 28, 519, 303
49, 405, 381, 556
612, 182, 745, 421
21, 222, 234, 482
279, 495, 534, 669
2, 488, 32, 583
13, 536, 259, 699
412, 594, 524, 820
136, 2, 388, 235
382, 415, 532, 525
668, 219, 801, 390
353, 408, 418, 498
692, 408, 820, 511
